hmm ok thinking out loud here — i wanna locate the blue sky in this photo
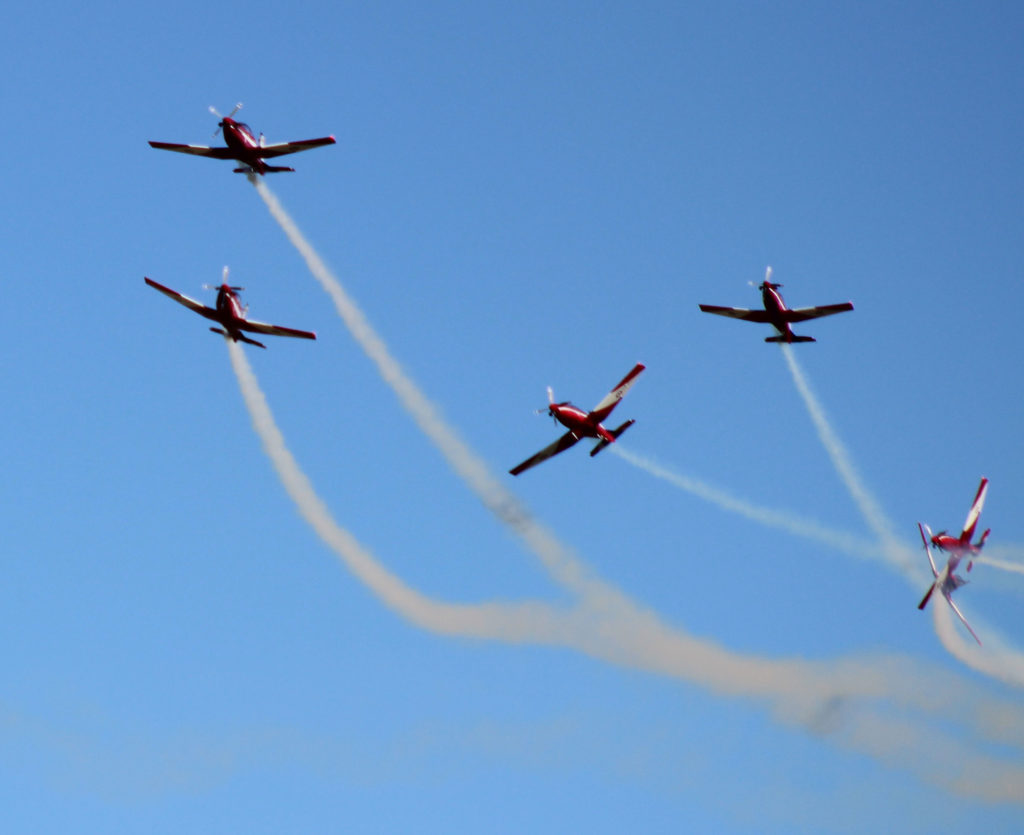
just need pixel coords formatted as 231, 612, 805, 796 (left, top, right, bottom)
2, 2, 1023, 832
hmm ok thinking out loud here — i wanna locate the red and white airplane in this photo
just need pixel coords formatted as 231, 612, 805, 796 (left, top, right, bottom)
916, 477, 990, 645
145, 268, 317, 349
149, 104, 335, 175
509, 364, 644, 476
699, 267, 853, 343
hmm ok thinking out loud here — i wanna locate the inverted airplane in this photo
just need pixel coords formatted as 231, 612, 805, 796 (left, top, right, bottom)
145, 268, 317, 349
149, 103, 335, 175
699, 267, 853, 343
509, 363, 644, 476
916, 477, 990, 645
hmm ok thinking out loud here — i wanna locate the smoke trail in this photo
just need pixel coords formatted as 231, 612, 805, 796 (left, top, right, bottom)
931, 601, 1024, 688
977, 552, 1024, 577
779, 345, 919, 578
609, 445, 879, 562
989, 543, 1024, 561
227, 339, 575, 640
228, 339, 1024, 802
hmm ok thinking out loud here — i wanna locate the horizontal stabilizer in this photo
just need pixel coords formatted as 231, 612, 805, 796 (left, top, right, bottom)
918, 582, 936, 610
233, 166, 295, 174
590, 419, 635, 457
765, 334, 815, 343
210, 326, 265, 349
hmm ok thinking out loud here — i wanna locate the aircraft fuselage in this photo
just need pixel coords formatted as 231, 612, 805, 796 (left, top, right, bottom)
220, 117, 288, 175
550, 403, 615, 443
761, 284, 797, 341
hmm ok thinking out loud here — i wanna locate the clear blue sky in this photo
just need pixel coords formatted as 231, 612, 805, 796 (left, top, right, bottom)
2, 2, 1023, 832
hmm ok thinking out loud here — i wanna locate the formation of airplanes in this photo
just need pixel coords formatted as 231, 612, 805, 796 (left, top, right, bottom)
146, 106, 998, 646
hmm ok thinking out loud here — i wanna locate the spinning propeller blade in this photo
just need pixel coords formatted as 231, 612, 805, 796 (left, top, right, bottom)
203, 266, 244, 292
758, 265, 782, 291
209, 103, 243, 137
535, 386, 557, 422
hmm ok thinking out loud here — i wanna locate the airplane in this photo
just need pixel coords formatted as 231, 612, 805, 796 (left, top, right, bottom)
509, 363, 644, 476
145, 268, 317, 349
916, 477, 991, 645
698, 267, 853, 343
149, 103, 335, 175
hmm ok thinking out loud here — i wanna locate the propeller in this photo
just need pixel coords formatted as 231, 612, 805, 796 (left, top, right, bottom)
203, 265, 244, 292
209, 102, 243, 137
919, 523, 935, 548
758, 265, 782, 291
535, 386, 558, 423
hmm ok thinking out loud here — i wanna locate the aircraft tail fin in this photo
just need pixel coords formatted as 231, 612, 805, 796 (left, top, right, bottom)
765, 334, 815, 343
967, 529, 991, 572
590, 419, 635, 457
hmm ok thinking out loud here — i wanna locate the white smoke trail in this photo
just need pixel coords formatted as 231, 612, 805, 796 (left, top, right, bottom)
989, 543, 1024, 561
779, 345, 919, 579
226, 339, 568, 638
228, 339, 1024, 801
977, 553, 1024, 577
931, 601, 1024, 688
609, 445, 879, 562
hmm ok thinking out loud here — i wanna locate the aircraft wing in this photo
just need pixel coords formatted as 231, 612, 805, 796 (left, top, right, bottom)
590, 363, 645, 422
698, 305, 772, 322
144, 278, 219, 321
960, 477, 989, 540
784, 302, 854, 323
916, 522, 941, 610
255, 137, 337, 158
918, 523, 940, 578
509, 431, 580, 476
148, 141, 238, 159
238, 319, 317, 341
943, 592, 982, 645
